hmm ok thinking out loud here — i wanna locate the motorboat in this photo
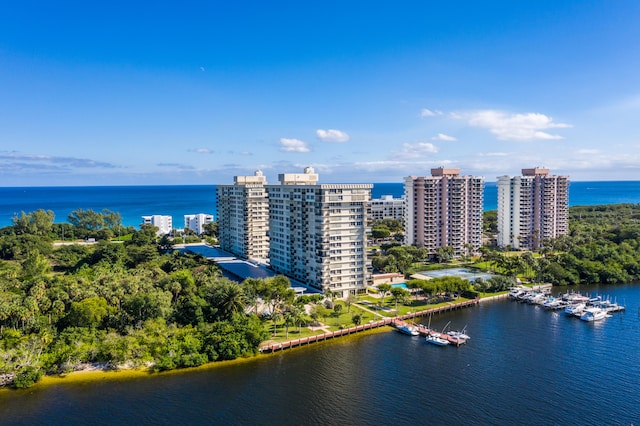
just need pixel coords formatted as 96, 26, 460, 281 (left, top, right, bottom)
580, 307, 608, 322
426, 333, 450, 346
508, 288, 527, 300
564, 303, 586, 317
527, 292, 548, 305
543, 297, 564, 310
447, 327, 470, 340
396, 324, 419, 336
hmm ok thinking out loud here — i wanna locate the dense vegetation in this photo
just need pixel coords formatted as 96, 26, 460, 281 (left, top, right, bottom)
372, 204, 640, 286
480, 204, 640, 285
0, 210, 290, 389
2, 203, 639, 388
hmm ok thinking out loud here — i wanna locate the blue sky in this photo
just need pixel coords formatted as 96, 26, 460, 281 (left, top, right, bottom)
1, 1, 639, 186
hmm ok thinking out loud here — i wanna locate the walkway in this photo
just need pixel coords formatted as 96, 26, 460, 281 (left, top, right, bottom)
259, 298, 479, 353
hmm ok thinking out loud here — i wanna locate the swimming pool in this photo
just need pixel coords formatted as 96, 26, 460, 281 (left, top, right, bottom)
391, 283, 408, 289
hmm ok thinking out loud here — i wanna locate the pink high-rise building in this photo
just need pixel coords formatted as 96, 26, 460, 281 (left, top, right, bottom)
404, 167, 484, 258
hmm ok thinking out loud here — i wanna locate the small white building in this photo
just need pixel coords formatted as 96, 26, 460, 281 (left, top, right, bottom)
141, 215, 173, 235
184, 213, 214, 235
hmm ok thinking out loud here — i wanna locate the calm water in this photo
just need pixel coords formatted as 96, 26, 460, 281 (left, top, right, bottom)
1, 181, 639, 228
2, 283, 638, 425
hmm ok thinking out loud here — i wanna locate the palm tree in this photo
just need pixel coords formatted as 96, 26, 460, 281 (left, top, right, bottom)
345, 293, 357, 313
283, 311, 294, 339
290, 306, 305, 333
270, 311, 282, 336
215, 281, 246, 320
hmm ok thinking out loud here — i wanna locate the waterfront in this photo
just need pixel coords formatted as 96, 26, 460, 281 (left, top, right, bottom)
1, 181, 640, 228
2, 283, 638, 425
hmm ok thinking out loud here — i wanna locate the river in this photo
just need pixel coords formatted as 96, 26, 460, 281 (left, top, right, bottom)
1, 283, 639, 425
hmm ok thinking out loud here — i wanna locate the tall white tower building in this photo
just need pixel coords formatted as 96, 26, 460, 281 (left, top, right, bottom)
497, 167, 569, 250
266, 167, 372, 296
216, 170, 270, 260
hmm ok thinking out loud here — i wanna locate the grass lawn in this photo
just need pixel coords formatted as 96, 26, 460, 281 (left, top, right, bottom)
264, 294, 478, 344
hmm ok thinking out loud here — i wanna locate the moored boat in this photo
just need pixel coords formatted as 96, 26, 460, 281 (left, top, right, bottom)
564, 303, 586, 317
396, 324, 419, 336
580, 307, 608, 322
426, 333, 450, 346
447, 327, 470, 341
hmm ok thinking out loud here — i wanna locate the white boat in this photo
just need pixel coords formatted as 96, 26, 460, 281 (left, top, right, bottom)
426, 333, 450, 346
543, 297, 565, 310
508, 289, 527, 300
447, 327, 470, 340
564, 303, 586, 316
528, 293, 548, 305
396, 324, 419, 336
580, 307, 607, 322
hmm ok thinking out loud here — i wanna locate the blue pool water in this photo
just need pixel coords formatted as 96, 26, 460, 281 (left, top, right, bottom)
391, 283, 408, 289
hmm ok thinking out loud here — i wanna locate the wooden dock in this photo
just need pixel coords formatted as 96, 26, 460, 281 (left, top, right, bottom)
392, 319, 467, 346
259, 298, 479, 353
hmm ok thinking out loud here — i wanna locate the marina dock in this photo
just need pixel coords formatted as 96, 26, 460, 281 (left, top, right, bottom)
392, 319, 468, 346
259, 298, 479, 353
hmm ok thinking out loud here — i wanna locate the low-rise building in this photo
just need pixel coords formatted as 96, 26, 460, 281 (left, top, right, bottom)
141, 215, 173, 235
184, 213, 214, 235
371, 195, 404, 221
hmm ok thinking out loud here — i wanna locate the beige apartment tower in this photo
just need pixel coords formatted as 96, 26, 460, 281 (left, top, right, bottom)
266, 167, 372, 296
497, 167, 569, 250
404, 167, 484, 258
216, 171, 270, 260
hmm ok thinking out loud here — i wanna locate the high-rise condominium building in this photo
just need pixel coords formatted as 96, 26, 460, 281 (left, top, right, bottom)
497, 167, 569, 250
371, 195, 404, 221
266, 167, 372, 296
404, 167, 484, 257
216, 171, 269, 260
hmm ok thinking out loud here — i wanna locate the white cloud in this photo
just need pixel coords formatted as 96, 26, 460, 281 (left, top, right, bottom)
477, 152, 509, 157
190, 148, 213, 154
455, 110, 571, 141
279, 138, 310, 153
393, 142, 438, 159
316, 129, 349, 142
432, 133, 457, 142
420, 108, 443, 117
576, 149, 599, 155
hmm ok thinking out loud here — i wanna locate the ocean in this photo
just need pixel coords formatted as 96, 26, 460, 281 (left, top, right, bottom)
1, 283, 638, 424
1, 181, 639, 228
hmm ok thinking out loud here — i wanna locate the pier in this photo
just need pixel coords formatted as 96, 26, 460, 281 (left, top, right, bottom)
259, 298, 479, 353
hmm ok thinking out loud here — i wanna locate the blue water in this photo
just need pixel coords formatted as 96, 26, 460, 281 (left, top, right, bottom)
1, 283, 638, 424
391, 283, 408, 289
1, 181, 639, 228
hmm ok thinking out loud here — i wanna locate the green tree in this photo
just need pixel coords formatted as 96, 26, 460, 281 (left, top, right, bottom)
66, 297, 113, 328
390, 287, 410, 311
12, 210, 55, 237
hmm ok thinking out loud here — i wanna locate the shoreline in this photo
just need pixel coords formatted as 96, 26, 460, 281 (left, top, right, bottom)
0, 327, 391, 393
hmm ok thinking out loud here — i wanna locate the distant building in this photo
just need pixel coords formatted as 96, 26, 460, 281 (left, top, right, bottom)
404, 167, 484, 258
371, 195, 404, 221
141, 215, 173, 235
216, 170, 270, 260
184, 213, 214, 235
266, 167, 372, 296
497, 167, 569, 250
